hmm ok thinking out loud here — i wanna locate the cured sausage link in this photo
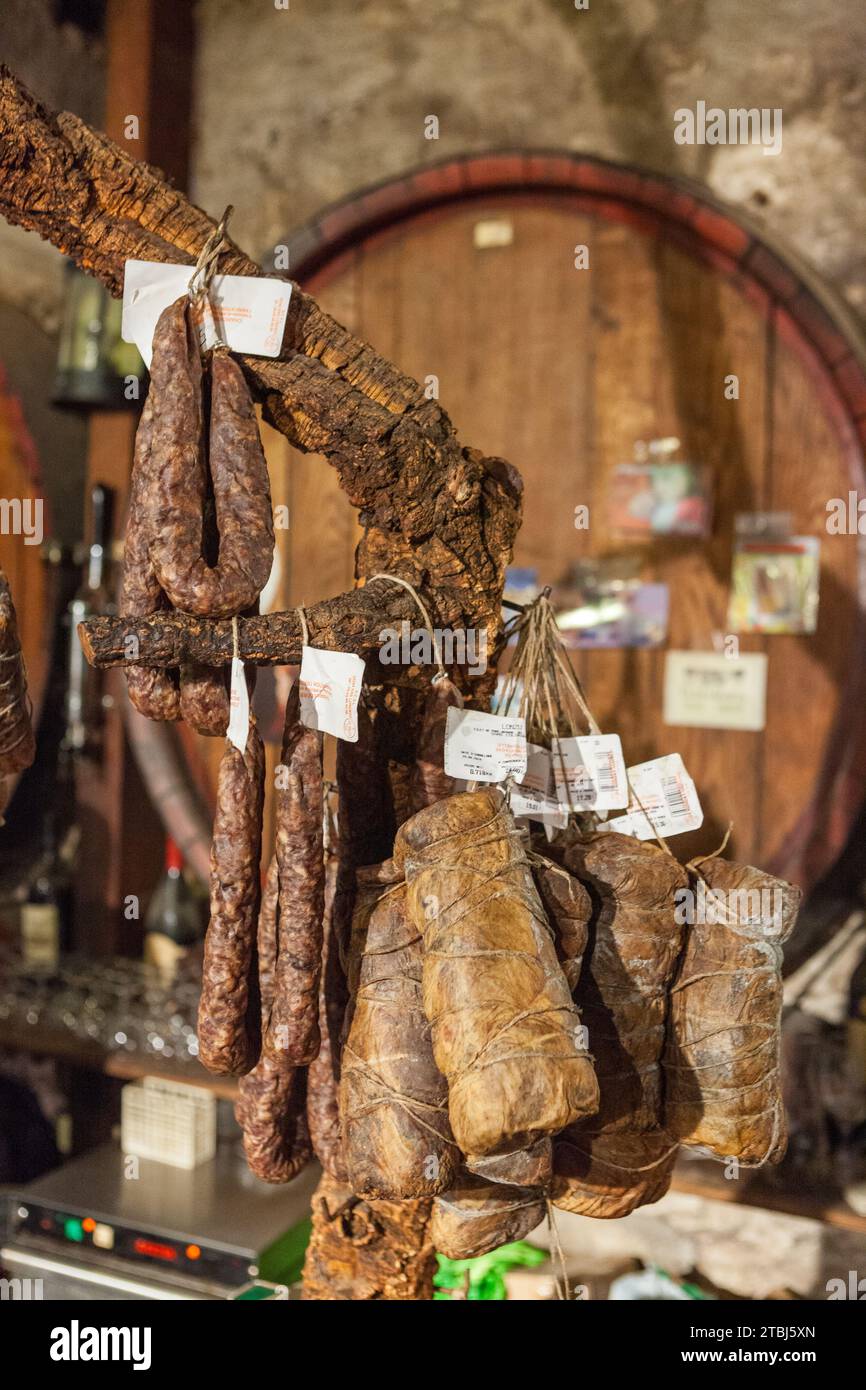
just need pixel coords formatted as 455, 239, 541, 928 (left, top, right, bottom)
146, 300, 274, 620
197, 717, 265, 1075
235, 852, 312, 1184
265, 685, 324, 1065
120, 392, 181, 720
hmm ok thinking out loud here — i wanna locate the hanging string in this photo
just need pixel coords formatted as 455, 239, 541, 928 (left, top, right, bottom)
296, 605, 310, 650
545, 1200, 572, 1301
188, 205, 233, 352
231, 613, 240, 661
188, 206, 234, 302
368, 572, 464, 707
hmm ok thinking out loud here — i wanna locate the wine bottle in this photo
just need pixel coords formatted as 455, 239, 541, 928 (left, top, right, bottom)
20, 803, 74, 970
65, 482, 114, 756
143, 839, 205, 982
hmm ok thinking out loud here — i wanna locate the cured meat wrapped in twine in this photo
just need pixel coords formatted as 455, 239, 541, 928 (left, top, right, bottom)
664, 855, 800, 1164
394, 787, 598, 1158
551, 832, 686, 1218
340, 868, 459, 1200
237, 853, 312, 1183
430, 1177, 546, 1261
197, 717, 265, 1076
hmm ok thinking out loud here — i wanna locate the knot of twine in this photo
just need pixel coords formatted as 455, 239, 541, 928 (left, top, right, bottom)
369, 573, 464, 706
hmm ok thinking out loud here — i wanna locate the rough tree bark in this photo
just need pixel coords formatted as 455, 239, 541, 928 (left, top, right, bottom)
0, 65, 522, 1300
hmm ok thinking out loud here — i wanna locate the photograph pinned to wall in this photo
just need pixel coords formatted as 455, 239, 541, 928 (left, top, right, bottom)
608, 436, 713, 538
728, 516, 820, 634
552, 559, 669, 649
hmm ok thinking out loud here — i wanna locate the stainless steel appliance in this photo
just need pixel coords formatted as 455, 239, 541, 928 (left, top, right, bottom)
2, 1142, 318, 1300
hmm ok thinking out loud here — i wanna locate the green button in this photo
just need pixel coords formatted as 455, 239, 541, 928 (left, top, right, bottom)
64, 1217, 84, 1243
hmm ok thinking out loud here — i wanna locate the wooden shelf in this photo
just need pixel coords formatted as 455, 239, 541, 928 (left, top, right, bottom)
0, 1020, 238, 1100
672, 1158, 866, 1235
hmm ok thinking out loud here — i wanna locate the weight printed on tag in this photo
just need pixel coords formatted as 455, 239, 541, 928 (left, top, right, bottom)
550, 734, 628, 810
444, 707, 527, 783
298, 646, 365, 742
227, 656, 250, 753
510, 785, 568, 828
604, 752, 703, 840
122, 260, 292, 367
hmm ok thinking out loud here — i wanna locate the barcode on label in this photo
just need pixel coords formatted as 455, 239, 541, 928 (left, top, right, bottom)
661, 774, 690, 818
596, 753, 618, 793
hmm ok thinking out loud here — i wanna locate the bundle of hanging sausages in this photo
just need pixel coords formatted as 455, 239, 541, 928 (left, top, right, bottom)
125, 299, 801, 1254
188, 662, 801, 1261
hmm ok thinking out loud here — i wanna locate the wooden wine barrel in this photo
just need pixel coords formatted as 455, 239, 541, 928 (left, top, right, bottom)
186, 152, 866, 893
0, 362, 49, 775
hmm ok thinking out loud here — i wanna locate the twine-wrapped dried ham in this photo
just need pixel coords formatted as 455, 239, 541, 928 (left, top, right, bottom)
430, 1177, 546, 1260
531, 853, 591, 993
340, 873, 458, 1200
394, 788, 598, 1158
664, 856, 800, 1164
552, 832, 686, 1218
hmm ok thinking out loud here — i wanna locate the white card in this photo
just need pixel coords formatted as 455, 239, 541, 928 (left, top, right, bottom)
663, 650, 768, 732
444, 708, 527, 783
227, 657, 250, 754
510, 786, 568, 829
522, 743, 553, 794
298, 646, 365, 742
604, 753, 703, 840
550, 734, 628, 810
122, 259, 292, 367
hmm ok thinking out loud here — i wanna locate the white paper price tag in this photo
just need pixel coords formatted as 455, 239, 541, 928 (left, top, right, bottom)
122, 260, 292, 367
550, 734, 628, 811
522, 743, 553, 794
444, 708, 527, 783
510, 786, 568, 828
298, 646, 365, 742
227, 657, 250, 753
604, 752, 703, 840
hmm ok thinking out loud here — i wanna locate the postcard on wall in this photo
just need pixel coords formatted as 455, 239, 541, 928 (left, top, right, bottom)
609, 461, 712, 538
727, 536, 820, 634
663, 650, 768, 732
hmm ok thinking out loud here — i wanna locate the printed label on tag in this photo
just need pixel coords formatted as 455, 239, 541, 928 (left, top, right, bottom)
227, 656, 250, 753
298, 645, 364, 742
122, 260, 292, 367
444, 708, 527, 783
663, 650, 768, 732
603, 752, 703, 840
550, 734, 628, 810
510, 786, 568, 828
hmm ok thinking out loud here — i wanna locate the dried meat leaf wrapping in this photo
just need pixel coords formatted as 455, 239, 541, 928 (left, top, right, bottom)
552, 832, 685, 1218
394, 788, 599, 1157
340, 873, 459, 1200
145, 304, 274, 620
236, 853, 312, 1184
265, 686, 324, 1065
430, 1178, 546, 1260
531, 854, 592, 993
664, 856, 801, 1164
466, 1138, 552, 1189
197, 718, 265, 1076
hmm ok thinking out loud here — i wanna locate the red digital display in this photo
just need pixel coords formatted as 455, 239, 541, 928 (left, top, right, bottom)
133, 1237, 178, 1262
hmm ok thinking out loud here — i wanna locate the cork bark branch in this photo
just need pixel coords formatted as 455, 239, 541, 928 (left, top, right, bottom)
0, 64, 522, 650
